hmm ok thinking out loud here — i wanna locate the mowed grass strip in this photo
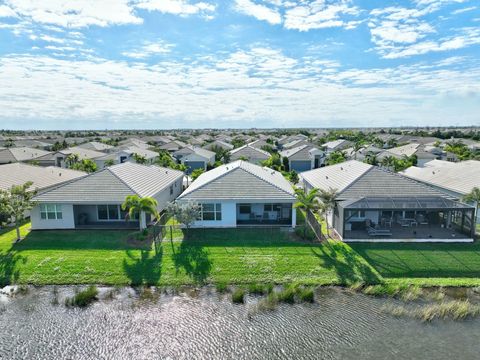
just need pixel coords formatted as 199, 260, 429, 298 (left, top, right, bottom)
0, 224, 381, 286
350, 241, 480, 282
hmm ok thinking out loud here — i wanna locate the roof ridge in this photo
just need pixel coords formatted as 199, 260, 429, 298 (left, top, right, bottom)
31, 168, 94, 198
177, 161, 240, 199
107, 163, 144, 197
239, 162, 294, 197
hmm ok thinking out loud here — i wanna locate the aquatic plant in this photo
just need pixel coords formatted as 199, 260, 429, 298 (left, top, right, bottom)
232, 288, 245, 304
215, 282, 228, 293
65, 286, 98, 307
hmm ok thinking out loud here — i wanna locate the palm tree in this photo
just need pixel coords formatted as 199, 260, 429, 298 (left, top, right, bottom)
463, 187, 480, 223
121, 195, 159, 230
352, 141, 364, 160
364, 152, 379, 166
294, 188, 320, 239
317, 188, 338, 238
381, 155, 396, 170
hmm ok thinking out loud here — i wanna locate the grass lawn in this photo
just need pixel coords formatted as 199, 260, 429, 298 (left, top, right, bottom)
0, 223, 380, 286
350, 242, 480, 287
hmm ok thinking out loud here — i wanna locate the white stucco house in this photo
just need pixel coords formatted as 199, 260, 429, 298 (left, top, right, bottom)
176, 160, 297, 228
31, 162, 184, 230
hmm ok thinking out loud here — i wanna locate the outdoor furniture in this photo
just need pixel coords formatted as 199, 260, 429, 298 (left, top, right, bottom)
367, 226, 392, 237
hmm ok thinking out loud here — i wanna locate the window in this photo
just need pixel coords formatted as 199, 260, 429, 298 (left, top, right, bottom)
97, 205, 124, 221
40, 204, 62, 220
264, 204, 281, 212
239, 204, 251, 214
201, 203, 222, 221
170, 185, 174, 195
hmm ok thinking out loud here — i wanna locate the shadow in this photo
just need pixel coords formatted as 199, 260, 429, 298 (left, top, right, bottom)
123, 248, 163, 286
13, 229, 148, 251
172, 231, 212, 284
350, 241, 480, 278
311, 241, 383, 285
0, 250, 26, 286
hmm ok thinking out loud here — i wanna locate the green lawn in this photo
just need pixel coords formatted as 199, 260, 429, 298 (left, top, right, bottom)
0, 224, 380, 286
2, 223, 480, 287
350, 242, 480, 287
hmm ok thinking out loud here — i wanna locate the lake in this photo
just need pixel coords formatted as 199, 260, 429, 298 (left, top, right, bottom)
0, 286, 479, 359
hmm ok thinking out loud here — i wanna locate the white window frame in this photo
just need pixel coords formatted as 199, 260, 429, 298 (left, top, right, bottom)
40, 204, 63, 220
200, 203, 222, 221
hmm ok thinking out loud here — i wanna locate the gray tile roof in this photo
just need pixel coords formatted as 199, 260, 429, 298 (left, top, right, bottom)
77, 141, 114, 152
280, 144, 321, 161
178, 160, 296, 201
0, 147, 51, 163
338, 167, 451, 200
400, 160, 480, 195
0, 163, 86, 191
229, 145, 270, 161
34, 162, 183, 203
300, 160, 372, 192
173, 145, 215, 160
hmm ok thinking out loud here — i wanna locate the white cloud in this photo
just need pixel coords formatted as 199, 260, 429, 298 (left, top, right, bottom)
122, 40, 175, 59
452, 6, 477, 15
383, 27, 480, 59
135, 0, 216, 18
1, 49, 479, 128
284, 0, 360, 31
3, 0, 143, 28
39, 35, 66, 44
0, 4, 17, 17
235, 0, 282, 25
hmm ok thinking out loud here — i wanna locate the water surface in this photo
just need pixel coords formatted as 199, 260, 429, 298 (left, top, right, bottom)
0, 286, 479, 360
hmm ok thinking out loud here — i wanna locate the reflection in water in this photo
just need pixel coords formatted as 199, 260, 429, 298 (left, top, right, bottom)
0, 286, 479, 360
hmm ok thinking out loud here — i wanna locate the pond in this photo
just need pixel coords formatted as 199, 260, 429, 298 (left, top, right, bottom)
0, 286, 479, 359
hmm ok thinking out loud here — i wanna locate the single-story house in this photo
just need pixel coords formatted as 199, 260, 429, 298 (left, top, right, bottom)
34, 147, 106, 168
117, 138, 152, 150
300, 160, 476, 242
203, 140, 234, 152
31, 162, 184, 230
76, 141, 114, 152
0, 147, 51, 165
401, 160, 480, 220
0, 163, 86, 192
377, 143, 438, 167
280, 144, 325, 172
229, 144, 270, 165
173, 146, 215, 174
321, 140, 352, 154
176, 160, 297, 228
94, 146, 159, 168
158, 140, 187, 153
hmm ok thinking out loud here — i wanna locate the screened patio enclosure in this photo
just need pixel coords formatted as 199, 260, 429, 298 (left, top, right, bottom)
236, 203, 293, 226
336, 196, 476, 241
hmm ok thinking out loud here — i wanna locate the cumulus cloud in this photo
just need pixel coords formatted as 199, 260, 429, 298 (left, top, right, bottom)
235, 0, 281, 25
2, 0, 143, 28
1, 49, 479, 128
134, 0, 216, 18
122, 40, 175, 59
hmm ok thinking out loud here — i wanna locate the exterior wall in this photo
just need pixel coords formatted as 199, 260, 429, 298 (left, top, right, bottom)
31, 203, 75, 230
290, 160, 312, 172
191, 200, 237, 227
152, 177, 183, 212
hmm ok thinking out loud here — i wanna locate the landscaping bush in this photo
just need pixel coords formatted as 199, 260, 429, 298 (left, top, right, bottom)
65, 286, 98, 307
294, 225, 315, 241
232, 288, 245, 304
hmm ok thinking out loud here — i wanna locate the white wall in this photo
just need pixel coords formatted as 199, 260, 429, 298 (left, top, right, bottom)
191, 201, 237, 227
153, 177, 184, 212
31, 203, 75, 230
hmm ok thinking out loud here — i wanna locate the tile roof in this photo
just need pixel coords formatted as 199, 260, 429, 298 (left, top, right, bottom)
34, 162, 183, 203
229, 144, 270, 161
0, 163, 86, 191
0, 147, 51, 163
178, 160, 296, 201
400, 160, 480, 195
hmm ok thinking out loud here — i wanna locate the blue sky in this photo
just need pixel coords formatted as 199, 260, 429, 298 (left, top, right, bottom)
0, 0, 479, 129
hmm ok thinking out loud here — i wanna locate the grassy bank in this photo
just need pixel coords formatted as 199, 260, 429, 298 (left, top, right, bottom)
0, 223, 380, 286
1, 223, 480, 287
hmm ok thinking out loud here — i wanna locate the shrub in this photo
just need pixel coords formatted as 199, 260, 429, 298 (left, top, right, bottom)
277, 286, 296, 304
65, 286, 98, 307
215, 282, 228, 293
232, 288, 245, 304
248, 283, 273, 295
297, 287, 315, 303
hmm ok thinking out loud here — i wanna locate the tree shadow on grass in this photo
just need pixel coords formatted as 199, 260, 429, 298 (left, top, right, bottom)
172, 231, 212, 285
123, 248, 163, 286
311, 241, 383, 285
0, 250, 26, 286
